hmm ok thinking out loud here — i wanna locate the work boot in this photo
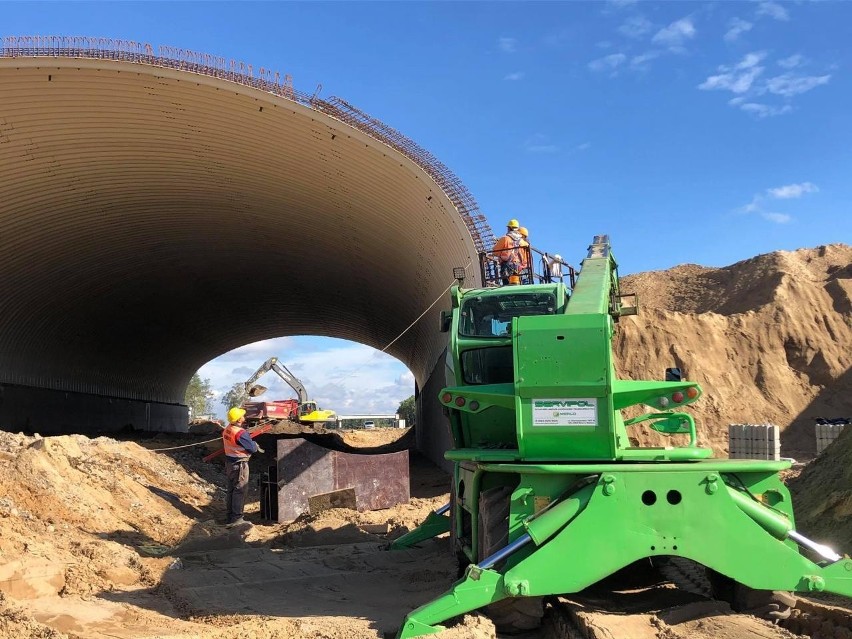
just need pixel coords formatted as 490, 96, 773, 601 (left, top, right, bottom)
225, 517, 251, 528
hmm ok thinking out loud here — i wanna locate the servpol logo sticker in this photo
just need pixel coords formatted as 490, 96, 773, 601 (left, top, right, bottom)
532, 398, 597, 426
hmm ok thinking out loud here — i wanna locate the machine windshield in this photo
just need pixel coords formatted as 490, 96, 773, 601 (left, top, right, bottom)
459, 292, 557, 338
461, 347, 513, 384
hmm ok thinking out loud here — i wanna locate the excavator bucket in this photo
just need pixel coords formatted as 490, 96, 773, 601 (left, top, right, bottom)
247, 384, 268, 397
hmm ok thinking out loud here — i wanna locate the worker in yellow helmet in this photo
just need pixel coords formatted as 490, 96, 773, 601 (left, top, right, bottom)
492, 219, 527, 285
222, 406, 263, 527
516, 227, 532, 283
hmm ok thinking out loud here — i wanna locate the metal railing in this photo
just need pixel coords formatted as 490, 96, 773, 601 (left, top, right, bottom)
0, 35, 496, 256
480, 246, 576, 289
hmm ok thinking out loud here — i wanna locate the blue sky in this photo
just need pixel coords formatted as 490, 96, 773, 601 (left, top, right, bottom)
5, 1, 850, 415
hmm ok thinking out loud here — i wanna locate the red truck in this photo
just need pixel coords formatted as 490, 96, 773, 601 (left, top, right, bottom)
243, 398, 299, 423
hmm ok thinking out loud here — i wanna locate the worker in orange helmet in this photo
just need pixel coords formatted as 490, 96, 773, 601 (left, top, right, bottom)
222, 406, 263, 527
492, 219, 527, 285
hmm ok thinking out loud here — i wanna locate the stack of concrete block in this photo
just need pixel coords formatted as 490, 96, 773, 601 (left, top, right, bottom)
816, 423, 846, 455
728, 423, 781, 460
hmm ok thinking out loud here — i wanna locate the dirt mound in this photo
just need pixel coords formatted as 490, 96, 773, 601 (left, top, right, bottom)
788, 423, 852, 550
616, 244, 852, 456
434, 614, 495, 638
0, 431, 216, 599
0, 428, 457, 638
254, 422, 414, 454
274, 488, 445, 548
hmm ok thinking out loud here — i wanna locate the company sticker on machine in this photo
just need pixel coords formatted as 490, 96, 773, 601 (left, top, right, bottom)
532, 398, 598, 426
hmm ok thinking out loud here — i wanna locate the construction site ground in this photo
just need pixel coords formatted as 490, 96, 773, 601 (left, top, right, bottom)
1, 239, 851, 638
0, 422, 850, 639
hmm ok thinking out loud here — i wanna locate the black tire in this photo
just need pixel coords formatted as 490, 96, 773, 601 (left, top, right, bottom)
484, 596, 545, 633
656, 557, 713, 597
478, 485, 544, 634
449, 479, 468, 578
706, 569, 796, 622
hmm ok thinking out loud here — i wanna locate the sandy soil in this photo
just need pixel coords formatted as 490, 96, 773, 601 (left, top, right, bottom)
0, 428, 457, 639
2, 426, 847, 639
616, 243, 852, 459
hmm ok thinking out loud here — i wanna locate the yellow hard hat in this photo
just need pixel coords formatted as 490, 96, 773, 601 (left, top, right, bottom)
518, 226, 529, 238
507, 219, 520, 229
227, 407, 246, 423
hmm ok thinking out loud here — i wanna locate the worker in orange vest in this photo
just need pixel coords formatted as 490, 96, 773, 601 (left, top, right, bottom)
492, 219, 528, 285
517, 227, 532, 283
223, 407, 263, 527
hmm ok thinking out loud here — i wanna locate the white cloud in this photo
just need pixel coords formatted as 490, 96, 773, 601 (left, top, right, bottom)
504, 71, 524, 81
756, 1, 789, 21
498, 37, 517, 53
619, 15, 653, 39
699, 51, 830, 117
575, 142, 591, 151
741, 196, 761, 213
764, 73, 830, 97
724, 17, 753, 42
738, 181, 818, 224
524, 133, 559, 154
588, 53, 627, 72
778, 54, 804, 69
767, 182, 819, 199
652, 18, 696, 50
761, 212, 792, 224
737, 52, 766, 69
699, 51, 766, 94
215, 337, 295, 361
630, 51, 660, 70
738, 102, 793, 118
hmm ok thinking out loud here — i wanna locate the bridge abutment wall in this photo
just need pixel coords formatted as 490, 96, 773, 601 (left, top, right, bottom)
417, 349, 453, 474
0, 384, 187, 435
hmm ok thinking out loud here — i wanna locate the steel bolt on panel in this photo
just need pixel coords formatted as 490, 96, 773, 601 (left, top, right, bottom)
273, 439, 409, 523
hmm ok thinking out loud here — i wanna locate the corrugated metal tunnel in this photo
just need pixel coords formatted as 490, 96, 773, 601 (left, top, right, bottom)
0, 38, 494, 443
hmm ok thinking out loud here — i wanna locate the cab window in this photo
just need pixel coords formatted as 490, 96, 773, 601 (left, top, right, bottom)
461, 346, 513, 385
459, 292, 556, 338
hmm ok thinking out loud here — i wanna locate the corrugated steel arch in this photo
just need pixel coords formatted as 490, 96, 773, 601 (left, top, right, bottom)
0, 39, 495, 405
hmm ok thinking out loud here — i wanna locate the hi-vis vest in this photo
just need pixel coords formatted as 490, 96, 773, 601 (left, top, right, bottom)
223, 424, 250, 459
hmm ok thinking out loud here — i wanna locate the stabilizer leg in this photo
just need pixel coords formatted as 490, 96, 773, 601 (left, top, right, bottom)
389, 505, 451, 550
397, 567, 503, 639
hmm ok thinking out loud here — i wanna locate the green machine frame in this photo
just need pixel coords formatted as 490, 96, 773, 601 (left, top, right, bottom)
394, 235, 852, 639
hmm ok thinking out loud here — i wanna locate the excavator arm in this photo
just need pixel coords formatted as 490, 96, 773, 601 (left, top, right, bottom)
243, 356, 309, 404
269, 360, 309, 404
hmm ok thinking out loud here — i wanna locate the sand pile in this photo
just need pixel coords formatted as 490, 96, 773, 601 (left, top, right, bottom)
0, 431, 216, 598
787, 423, 852, 551
615, 243, 852, 457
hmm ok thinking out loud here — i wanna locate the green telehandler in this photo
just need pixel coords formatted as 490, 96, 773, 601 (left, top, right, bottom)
393, 235, 851, 638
